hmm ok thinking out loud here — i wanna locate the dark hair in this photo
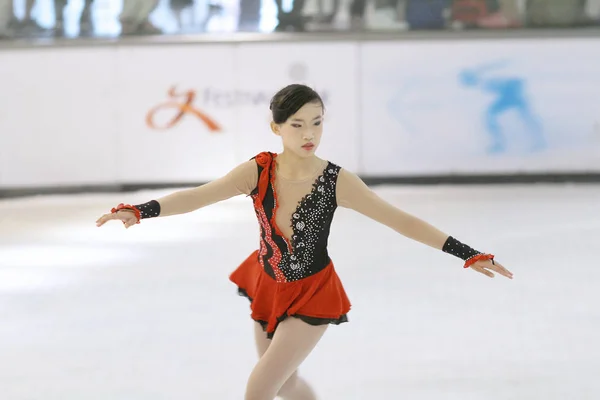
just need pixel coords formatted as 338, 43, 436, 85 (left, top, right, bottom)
269, 84, 325, 124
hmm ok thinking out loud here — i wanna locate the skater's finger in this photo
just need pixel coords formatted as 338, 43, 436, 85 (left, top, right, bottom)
96, 213, 116, 227
489, 261, 513, 279
472, 265, 494, 278
122, 215, 139, 228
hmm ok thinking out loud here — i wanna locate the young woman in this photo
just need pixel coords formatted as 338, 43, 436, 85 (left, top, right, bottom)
96, 84, 513, 400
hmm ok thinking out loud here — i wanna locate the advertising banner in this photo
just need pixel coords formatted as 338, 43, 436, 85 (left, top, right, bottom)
0, 47, 119, 187
115, 44, 238, 183
2, 37, 600, 190
360, 38, 600, 175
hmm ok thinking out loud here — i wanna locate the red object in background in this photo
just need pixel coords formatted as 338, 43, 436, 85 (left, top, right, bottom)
451, 0, 489, 25
452, 0, 523, 28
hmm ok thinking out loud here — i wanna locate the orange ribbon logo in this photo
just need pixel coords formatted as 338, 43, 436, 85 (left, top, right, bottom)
146, 86, 221, 132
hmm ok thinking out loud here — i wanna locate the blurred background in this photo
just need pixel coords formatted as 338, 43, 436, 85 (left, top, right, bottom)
1, 1, 600, 399
0, 0, 600, 37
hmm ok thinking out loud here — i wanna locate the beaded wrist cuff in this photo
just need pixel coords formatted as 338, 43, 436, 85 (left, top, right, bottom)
133, 200, 161, 219
442, 236, 494, 269
111, 200, 161, 223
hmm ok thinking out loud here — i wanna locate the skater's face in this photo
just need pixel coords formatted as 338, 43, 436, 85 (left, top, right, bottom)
271, 102, 323, 158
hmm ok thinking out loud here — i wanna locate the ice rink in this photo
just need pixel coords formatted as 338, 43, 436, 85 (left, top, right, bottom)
1, 183, 599, 399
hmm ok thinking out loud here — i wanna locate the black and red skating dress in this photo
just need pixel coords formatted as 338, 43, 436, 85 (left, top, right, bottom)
230, 151, 351, 338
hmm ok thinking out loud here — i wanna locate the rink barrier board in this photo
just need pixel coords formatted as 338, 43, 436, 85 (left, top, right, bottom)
3, 172, 600, 199
1, 35, 599, 194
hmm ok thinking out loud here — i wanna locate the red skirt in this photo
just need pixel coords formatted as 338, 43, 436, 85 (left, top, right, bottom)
229, 250, 351, 338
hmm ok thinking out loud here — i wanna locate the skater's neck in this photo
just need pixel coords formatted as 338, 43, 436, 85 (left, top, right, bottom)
276, 151, 323, 181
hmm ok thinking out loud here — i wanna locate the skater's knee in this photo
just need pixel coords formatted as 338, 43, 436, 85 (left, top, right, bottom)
244, 375, 279, 400
277, 371, 299, 396
244, 385, 277, 400
244, 372, 298, 400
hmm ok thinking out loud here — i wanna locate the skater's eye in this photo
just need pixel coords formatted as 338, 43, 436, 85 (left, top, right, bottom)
291, 124, 302, 128
314, 121, 321, 126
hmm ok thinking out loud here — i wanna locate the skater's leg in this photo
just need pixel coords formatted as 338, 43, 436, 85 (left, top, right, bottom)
253, 322, 319, 400
246, 318, 326, 400
253, 321, 270, 356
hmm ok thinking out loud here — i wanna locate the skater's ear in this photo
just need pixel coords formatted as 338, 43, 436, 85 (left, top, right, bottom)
270, 121, 281, 136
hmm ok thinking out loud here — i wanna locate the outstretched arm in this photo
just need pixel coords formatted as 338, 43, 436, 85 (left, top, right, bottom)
336, 169, 513, 279
153, 160, 258, 217
336, 168, 449, 249
96, 159, 258, 226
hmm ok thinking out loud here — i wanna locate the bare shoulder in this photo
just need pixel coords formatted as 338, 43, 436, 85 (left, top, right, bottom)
220, 159, 260, 195
332, 165, 358, 179
228, 159, 259, 175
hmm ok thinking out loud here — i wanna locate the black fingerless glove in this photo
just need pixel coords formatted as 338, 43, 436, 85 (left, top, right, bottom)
442, 236, 494, 269
134, 200, 161, 219
111, 200, 161, 223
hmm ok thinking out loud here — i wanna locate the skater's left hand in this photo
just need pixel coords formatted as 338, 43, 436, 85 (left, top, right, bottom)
469, 259, 513, 279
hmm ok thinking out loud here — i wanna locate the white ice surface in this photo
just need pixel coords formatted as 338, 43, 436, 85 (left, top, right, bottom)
1, 184, 599, 399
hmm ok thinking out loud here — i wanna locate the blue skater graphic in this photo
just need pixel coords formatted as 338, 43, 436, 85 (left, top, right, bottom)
459, 62, 545, 154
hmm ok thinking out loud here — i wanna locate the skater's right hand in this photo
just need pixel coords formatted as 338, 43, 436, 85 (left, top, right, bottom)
96, 210, 138, 229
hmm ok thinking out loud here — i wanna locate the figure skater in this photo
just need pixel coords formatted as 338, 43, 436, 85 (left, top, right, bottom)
96, 84, 513, 400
